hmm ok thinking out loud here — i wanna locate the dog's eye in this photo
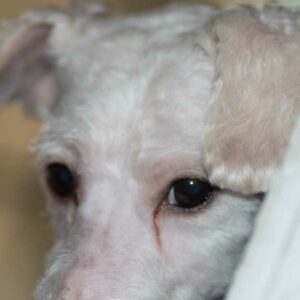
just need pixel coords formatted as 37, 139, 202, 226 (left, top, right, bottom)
167, 178, 215, 209
46, 163, 77, 199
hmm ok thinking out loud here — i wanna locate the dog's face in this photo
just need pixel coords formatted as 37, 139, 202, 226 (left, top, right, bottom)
4, 3, 300, 300
32, 9, 261, 298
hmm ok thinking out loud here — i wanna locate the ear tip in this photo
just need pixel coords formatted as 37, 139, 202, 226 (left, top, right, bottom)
0, 20, 55, 112
22, 22, 53, 43
30, 22, 53, 32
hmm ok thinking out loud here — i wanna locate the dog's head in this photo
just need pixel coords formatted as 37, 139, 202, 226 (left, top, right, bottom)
1, 4, 299, 300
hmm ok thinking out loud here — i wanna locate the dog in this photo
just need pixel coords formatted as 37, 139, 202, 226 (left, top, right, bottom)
0, 2, 299, 299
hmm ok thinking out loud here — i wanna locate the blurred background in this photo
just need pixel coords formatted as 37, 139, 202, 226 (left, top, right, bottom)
0, 0, 296, 299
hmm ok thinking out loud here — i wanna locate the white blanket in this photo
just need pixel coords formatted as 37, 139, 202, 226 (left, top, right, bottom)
227, 117, 300, 300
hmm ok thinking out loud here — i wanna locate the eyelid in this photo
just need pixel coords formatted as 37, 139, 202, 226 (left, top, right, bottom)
35, 141, 79, 171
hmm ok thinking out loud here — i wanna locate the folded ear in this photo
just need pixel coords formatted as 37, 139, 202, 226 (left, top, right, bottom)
0, 1, 108, 119
0, 20, 56, 118
203, 7, 300, 194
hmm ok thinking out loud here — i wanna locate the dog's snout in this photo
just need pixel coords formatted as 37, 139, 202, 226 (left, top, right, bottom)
57, 196, 162, 300
60, 267, 115, 300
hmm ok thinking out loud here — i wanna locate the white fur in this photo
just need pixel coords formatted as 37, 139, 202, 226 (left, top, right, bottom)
1, 2, 299, 300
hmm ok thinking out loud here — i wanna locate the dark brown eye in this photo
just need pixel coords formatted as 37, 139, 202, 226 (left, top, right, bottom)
46, 163, 77, 199
168, 178, 215, 209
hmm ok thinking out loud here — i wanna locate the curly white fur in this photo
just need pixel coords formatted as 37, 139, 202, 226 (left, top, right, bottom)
0, 2, 299, 300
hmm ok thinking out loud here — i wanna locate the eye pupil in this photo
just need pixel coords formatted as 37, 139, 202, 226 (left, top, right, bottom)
46, 163, 76, 198
170, 178, 214, 209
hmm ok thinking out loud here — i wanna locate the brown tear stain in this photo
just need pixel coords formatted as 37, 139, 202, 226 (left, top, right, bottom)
152, 205, 163, 255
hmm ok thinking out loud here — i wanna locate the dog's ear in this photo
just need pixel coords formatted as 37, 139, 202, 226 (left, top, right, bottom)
0, 2, 107, 119
203, 7, 300, 194
0, 19, 56, 119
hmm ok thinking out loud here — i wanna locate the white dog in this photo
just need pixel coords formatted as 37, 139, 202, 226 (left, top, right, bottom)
0, 2, 300, 300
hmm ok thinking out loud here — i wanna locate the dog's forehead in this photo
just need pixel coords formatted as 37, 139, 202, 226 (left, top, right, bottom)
38, 18, 214, 171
